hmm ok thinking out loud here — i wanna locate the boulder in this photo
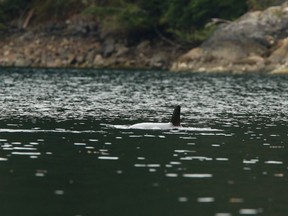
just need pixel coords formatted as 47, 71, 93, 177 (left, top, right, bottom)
150, 52, 166, 68
268, 38, 288, 63
93, 54, 104, 66
172, 2, 288, 73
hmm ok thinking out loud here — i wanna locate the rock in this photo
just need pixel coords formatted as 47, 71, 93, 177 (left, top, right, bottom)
271, 66, 288, 74
202, 10, 271, 61
94, 54, 104, 66
268, 38, 288, 63
179, 48, 204, 62
76, 55, 85, 64
206, 39, 267, 62
115, 44, 129, 57
14, 57, 31, 67
172, 2, 288, 73
150, 52, 166, 68
86, 51, 96, 64
46, 58, 62, 67
67, 54, 76, 64
61, 38, 70, 47
59, 49, 69, 60
234, 55, 265, 65
4, 50, 10, 56
136, 40, 150, 51
102, 37, 115, 57
0, 17, 181, 70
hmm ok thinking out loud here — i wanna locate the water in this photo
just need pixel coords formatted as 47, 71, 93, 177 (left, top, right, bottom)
0, 68, 288, 216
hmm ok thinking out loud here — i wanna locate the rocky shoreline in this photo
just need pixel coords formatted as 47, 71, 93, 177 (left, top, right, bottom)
0, 26, 186, 70
3, 2, 288, 73
172, 1, 288, 74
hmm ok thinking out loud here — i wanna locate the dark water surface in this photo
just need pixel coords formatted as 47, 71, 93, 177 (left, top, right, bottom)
1, 68, 288, 216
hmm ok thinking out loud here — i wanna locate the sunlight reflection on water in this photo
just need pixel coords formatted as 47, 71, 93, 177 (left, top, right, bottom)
0, 68, 288, 216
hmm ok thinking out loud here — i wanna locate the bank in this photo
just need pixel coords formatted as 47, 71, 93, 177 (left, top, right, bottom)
2, 2, 288, 73
0, 18, 188, 69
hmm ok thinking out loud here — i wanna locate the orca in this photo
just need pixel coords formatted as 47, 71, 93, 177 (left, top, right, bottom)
129, 105, 181, 130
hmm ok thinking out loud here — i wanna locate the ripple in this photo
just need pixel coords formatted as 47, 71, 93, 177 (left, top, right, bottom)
180, 156, 213, 161
229, 198, 244, 203
216, 158, 229, 161
239, 209, 261, 215
215, 214, 232, 216
0, 128, 96, 134
243, 159, 259, 164
264, 160, 283, 164
166, 173, 178, 178
12, 152, 41, 156
13, 147, 37, 151
178, 197, 188, 202
1, 68, 288, 216
183, 174, 213, 178
98, 156, 119, 160
54, 190, 65, 196
74, 142, 86, 146
197, 197, 215, 203
134, 164, 161, 168
35, 170, 47, 177
0, 69, 287, 124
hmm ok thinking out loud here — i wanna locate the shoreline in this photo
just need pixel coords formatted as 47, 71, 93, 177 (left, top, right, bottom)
0, 30, 187, 71
3, 2, 288, 74
172, 2, 288, 74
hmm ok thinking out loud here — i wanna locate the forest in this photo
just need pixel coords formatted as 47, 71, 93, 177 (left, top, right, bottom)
0, 0, 286, 43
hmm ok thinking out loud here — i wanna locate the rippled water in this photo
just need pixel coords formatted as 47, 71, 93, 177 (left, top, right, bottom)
1, 68, 288, 216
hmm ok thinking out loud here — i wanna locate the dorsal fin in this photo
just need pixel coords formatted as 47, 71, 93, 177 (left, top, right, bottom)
171, 105, 181, 126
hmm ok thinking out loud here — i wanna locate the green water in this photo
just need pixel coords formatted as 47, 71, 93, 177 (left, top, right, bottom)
0, 68, 288, 216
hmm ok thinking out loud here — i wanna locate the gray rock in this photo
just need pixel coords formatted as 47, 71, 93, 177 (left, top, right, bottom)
136, 40, 150, 51
14, 57, 31, 67
201, 11, 270, 60
150, 52, 166, 68
172, 2, 288, 73
115, 44, 129, 57
102, 37, 115, 57
94, 54, 104, 66
76, 55, 85, 64
86, 50, 96, 63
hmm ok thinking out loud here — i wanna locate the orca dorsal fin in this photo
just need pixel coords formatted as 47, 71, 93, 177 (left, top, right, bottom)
171, 105, 181, 126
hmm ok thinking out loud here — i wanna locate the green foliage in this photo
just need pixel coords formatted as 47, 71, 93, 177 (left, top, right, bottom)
0, 0, 249, 43
247, 0, 286, 10
170, 25, 216, 44
0, 0, 31, 21
0, 0, 83, 22
161, 0, 247, 29
0, 22, 7, 30
83, 5, 120, 18
164, 0, 246, 42
34, 0, 82, 21
83, 2, 151, 34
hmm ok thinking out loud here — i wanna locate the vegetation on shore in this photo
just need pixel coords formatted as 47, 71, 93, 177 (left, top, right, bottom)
0, 0, 285, 44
